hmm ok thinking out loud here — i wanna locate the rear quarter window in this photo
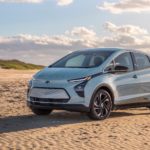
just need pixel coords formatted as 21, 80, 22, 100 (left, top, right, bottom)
133, 53, 150, 70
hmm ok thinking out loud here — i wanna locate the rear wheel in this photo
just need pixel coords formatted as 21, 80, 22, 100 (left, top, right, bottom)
31, 108, 53, 115
88, 89, 112, 120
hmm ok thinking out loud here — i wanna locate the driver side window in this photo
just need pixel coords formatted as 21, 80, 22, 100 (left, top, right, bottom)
114, 52, 134, 71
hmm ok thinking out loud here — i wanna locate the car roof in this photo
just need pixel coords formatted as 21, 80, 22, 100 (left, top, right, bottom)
78, 48, 122, 52
77, 48, 149, 56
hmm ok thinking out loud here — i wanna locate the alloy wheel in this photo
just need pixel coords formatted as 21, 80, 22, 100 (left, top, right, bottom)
88, 89, 112, 120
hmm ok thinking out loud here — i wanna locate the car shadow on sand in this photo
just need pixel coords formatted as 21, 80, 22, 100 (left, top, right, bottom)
0, 110, 150, 134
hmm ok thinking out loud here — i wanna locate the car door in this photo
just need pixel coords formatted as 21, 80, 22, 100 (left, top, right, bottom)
111, 52, 142, 105
132, 52, 150, 102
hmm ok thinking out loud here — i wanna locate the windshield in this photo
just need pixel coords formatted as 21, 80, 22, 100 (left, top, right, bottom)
50, 50, 114, 68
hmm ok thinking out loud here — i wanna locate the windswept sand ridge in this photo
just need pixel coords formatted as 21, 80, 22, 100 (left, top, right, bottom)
0, 70, 150, 150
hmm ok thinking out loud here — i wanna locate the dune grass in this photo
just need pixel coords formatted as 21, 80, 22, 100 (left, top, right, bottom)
0, 59, 44, 70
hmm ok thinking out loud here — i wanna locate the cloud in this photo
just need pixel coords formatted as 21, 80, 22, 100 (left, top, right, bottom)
66, 26, 97, 47
104, 22, 148, 35
98, 0, 150, 14
56, 0, 73, 6
0, 0, 44, 3
0, 22, 150, 65
69, 26, 96, 38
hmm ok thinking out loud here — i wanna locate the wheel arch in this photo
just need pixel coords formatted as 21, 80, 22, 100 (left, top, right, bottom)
90, 84, 115, 109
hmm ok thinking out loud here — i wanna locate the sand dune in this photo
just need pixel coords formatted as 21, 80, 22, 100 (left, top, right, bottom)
0, 69, 150, 150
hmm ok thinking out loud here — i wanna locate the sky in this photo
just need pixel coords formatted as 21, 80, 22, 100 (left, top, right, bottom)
0, 0, 150, 65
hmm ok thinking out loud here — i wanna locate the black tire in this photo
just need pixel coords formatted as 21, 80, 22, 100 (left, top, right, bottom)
88, 89, 112, 120
31, 108, 53, 116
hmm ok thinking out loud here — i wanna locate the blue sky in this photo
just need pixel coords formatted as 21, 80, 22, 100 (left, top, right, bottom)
0, 0, 108, 36
0, 0, 150, 65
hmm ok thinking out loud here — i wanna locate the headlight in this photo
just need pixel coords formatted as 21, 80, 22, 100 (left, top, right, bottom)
68, 76, 91, 83
28, 76, 36, 87
27, 80, 32, 97
27, 77, 34, 92
28, 80, 32, 88
70, 76, 91, 97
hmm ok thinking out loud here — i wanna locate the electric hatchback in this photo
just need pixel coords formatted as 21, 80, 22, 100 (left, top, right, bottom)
27, 48, 150, 120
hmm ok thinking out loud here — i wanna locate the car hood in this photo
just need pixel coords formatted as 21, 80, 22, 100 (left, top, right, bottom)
34, 67, 99, 81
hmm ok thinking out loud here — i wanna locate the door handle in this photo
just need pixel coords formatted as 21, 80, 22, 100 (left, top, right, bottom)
133, 75, 138, 79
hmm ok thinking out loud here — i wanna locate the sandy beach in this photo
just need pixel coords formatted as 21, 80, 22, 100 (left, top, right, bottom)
0, 69, 150, 150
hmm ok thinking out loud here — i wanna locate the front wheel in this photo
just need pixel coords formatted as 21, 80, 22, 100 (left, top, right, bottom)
31, 108, 53, 116
88, 89, 112, 120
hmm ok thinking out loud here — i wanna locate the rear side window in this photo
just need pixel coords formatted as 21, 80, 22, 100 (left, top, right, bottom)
133, 53, 150, 70
114, 52, 134, 71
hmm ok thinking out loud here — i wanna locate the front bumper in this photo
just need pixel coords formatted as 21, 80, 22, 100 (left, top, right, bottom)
27, 101, 89, 112
27, 86, 90, 112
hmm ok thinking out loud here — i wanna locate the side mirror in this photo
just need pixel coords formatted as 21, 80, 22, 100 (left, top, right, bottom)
114, 65, 129, 72
104, 63, 114, 73
104, 64, 129, 73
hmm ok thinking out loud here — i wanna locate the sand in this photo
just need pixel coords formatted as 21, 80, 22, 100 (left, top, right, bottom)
0, 69, 150, 150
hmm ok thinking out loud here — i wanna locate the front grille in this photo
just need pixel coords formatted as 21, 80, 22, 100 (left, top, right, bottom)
29, 88, 70, 99
30, 97, 69, 103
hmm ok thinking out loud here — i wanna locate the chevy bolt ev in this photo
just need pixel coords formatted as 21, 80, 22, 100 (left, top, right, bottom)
27, 48, 150, 120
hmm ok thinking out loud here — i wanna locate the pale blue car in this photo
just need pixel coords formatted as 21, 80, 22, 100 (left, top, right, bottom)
27, 48, 150, 120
